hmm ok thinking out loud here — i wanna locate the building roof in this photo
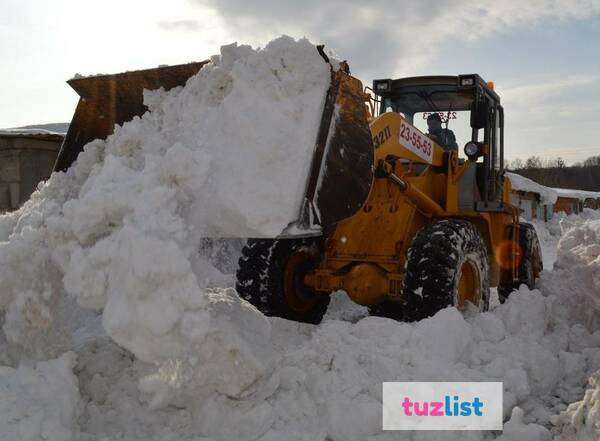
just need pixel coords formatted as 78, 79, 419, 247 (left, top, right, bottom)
553, 187, 600, 201
507, 172, 558, 204
0, 129, 65, 142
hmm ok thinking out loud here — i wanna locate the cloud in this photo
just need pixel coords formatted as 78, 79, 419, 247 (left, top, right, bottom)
188, 0, 600, 79
499, 74, 600, 129
156, 20, 203, 32
169, 0, 600, 162
501, 75, 600, 105
498, 74, 600, 162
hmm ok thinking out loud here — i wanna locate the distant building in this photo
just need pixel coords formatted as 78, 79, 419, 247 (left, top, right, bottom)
583, 197, 599, 210
552, 188, 600, 215
0, 129, 64, 212
554, 195, 582, 215
507, 172, 556, 221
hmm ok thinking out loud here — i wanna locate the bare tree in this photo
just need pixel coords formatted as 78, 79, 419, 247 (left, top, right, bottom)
508, 158, 524, 170
544, 157, 566, 168
583, 155, 600, 167
524, 156, 542, 169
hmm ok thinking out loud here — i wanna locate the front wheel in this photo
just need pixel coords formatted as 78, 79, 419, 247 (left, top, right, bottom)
373, 219, 490, 321
235, 238, 329, 324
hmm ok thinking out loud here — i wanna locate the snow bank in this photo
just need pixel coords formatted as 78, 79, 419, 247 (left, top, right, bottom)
0, 352, 79, 441
72, 286, 600, 441
540, 218, 600, 331
507, 172, 557, 205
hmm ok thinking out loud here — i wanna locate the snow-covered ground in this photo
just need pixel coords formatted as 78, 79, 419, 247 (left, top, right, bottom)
0, 37, 599, 441
2, 209, 599, 441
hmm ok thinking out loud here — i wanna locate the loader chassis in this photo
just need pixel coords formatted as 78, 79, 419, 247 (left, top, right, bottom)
306, 124, 516, 306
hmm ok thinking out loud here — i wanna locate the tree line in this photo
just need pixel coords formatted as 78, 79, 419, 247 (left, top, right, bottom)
507, 155, 600, 170
506, 155, 600, 191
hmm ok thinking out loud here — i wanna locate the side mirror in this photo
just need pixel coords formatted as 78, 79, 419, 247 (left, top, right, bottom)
470, 99, 489, 129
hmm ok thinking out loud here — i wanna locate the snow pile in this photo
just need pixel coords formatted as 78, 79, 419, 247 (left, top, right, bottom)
0, 36, 333, 407
0, 352, 79, 441
70, 286, 600, 441
552, 370, 600, 440
507, 172, 558, 205
541, 218, 600, 330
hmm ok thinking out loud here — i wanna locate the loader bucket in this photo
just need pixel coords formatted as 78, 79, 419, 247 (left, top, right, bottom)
53, 62, 208, 172
295, 63, 374, 231
54, 50, 374, 234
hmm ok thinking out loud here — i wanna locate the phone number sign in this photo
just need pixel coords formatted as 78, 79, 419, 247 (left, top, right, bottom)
399, 120, 434, 163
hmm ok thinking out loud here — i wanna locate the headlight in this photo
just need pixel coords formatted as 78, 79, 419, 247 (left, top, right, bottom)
464, 142, 485, 160
460, 77, 475, 86
373, 79, 392, 93
464, 142, 479, 156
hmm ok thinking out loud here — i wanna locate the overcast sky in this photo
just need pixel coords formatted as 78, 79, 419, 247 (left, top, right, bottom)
1, 0, 599, 163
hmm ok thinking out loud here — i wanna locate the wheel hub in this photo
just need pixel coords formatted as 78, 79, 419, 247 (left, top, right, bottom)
457, 258, 481, 309
283, 251, 320, 313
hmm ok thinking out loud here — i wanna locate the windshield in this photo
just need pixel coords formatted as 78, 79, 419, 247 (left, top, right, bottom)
381, 88, 474, 157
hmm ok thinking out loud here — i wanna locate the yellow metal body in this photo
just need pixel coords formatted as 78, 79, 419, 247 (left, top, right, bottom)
307, 111, 520, 306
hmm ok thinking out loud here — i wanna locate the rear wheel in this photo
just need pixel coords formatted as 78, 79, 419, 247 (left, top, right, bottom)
235, 238, 329, 324
498, 223, 543, 303
371, 219, 490, 321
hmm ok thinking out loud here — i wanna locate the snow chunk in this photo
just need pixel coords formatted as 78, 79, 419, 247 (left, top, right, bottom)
323, 290, 369, 322
552, 370, 600, 440
496, 407, 551, 441
0, 352, 80, 441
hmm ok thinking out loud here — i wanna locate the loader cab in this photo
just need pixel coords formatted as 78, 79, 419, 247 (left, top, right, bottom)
372, 74, 505, 207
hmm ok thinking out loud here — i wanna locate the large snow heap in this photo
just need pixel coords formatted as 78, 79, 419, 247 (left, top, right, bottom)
0, 36, 331, 399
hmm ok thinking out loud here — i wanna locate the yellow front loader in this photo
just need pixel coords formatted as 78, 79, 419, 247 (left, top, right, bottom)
235, 72, 542, 323
55, 48, 542, 324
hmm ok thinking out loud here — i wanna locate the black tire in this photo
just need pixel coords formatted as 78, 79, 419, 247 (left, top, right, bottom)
372, 219, 490, 321
235, 237, 329, 324
498, 223, 543, 303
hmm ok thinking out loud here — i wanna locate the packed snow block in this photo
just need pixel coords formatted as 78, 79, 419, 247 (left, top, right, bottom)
137, 289, 271, 408
0, 352, 80, 441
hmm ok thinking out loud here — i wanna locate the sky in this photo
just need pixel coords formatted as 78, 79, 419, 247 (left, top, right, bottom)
1, 0, 599, 163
